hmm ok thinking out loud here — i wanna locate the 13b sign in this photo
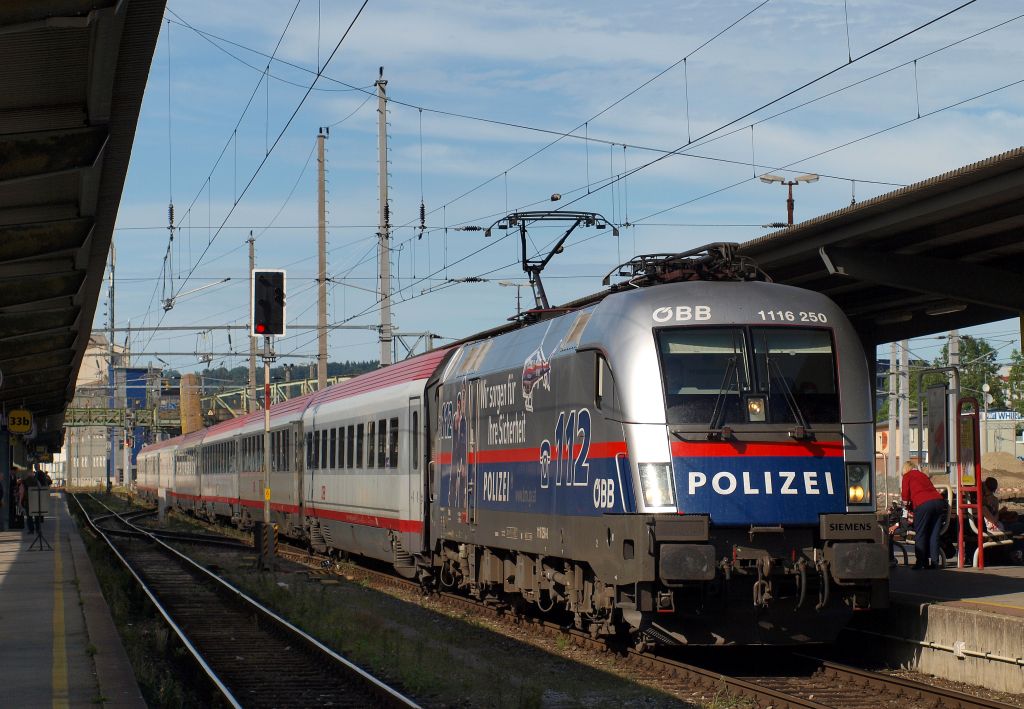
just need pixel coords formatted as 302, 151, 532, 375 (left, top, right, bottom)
7, 408, 32, 434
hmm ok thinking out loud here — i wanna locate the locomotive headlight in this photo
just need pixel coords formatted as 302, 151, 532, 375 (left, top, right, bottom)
746, 396, 766, 422
639, 462, 675, 508
845, 462, 871, 505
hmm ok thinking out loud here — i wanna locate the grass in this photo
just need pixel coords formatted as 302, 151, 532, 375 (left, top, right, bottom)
196, 553, 691, 708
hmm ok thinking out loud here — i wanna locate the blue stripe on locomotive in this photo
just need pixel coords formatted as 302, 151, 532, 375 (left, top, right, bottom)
672, 455, 846, 525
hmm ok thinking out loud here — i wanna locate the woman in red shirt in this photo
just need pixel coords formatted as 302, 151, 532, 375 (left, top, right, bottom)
901, 461, 947, 569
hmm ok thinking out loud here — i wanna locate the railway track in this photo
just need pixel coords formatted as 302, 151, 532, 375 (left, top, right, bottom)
274, 543, 1018, 709
72, 494, 420, 709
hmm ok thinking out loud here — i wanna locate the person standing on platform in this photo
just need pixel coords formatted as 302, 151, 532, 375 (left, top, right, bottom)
901, 461, 947, 569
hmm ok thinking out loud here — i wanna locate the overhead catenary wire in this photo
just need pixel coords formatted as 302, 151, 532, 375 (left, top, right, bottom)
551, 0, 983, 215
275, 71, 1024, 361
142, 2, 1013, 371
138, 1, 307, 354
140, 1, 370, 358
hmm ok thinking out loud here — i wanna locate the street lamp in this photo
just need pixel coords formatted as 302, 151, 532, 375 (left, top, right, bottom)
760, 173, 819, 225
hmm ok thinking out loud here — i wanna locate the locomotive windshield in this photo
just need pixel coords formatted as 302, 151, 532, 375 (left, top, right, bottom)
658, 326, 839, 426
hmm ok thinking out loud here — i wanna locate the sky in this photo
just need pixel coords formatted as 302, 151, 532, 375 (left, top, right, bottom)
106, 0, 1024, 377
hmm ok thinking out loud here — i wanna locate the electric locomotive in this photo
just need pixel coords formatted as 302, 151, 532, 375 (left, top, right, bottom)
138, 244, 887, 646
428, 246, 887, 645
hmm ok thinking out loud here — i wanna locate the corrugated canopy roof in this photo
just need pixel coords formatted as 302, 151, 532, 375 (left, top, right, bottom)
0, 0, 165, 448
738, 146, 1024, 345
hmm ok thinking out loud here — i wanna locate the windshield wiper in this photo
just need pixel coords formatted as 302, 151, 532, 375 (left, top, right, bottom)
707, 355, 737, 439
765, 354, 813, 440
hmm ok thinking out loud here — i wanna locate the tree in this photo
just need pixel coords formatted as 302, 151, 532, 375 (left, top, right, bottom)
936, 335, 1004, 409
875, 358, 944, 422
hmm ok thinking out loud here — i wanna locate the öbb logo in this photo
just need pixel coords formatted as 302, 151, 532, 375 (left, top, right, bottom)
652, 305, 712, 322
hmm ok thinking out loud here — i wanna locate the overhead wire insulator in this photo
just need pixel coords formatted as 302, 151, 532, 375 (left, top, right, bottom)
383, 202, 390, 230
419, 201, 426, 237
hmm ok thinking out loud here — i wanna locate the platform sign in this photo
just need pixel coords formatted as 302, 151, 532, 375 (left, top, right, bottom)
7, 408, 32, 434
28, 486, 49, 516
926, 385, 948, 474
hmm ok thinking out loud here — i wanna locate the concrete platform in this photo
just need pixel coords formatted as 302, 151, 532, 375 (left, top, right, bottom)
850, 562, 1024, 693
0, 491, 144, 708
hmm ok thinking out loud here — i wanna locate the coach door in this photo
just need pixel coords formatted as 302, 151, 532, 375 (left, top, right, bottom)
408, 397, 423, 527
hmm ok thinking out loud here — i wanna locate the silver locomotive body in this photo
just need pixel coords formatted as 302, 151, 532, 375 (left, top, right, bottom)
428, 279, 887, 645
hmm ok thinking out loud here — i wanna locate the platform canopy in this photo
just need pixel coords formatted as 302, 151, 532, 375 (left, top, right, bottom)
739, 147, 1024, 346
0, 0, 165, 449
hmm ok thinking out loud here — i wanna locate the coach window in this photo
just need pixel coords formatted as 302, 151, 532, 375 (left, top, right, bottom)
320, 430, 329, 471
346, 425, 354, 468
306, 433, 312, 469
312, 431, 321, 470
377, 418, 387, 468
356, 423, 365, 467
411, 411, 419, 470
388, 416, 399, 469
367, 421, 376, 468
329, 428, 337, 469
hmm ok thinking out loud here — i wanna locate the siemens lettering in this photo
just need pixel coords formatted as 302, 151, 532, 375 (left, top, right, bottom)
687, 469, 835, 496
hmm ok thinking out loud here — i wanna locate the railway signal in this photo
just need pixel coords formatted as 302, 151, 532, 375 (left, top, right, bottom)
251, 269, 286, 336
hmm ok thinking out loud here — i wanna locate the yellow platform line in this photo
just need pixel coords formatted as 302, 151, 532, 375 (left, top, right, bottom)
52, 509, 68, 709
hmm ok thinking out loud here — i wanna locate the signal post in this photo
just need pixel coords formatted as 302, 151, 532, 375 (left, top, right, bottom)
252, 269, 286, 568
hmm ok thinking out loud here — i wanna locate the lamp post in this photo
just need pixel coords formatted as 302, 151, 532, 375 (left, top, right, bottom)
760, 173, 819, 225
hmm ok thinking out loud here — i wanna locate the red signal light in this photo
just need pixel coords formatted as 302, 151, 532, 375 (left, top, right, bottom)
256, 323, 267, 334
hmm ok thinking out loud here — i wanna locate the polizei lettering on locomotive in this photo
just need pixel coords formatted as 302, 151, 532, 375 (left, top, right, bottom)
686, 469, 835, 496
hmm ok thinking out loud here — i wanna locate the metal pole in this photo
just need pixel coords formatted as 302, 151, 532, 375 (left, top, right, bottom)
948, 330, 959, 484
887, 342, 897, 500
262, 337, 272, 527
107, 243, 116, 494
248, 234, 257, 414
982, 382, 989, 456
376, 69, 392, 366
786, 182, 795, 225
899, 339, 910, 466
317, 128, 329, 389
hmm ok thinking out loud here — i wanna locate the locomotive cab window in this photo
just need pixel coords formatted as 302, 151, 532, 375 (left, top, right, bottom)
752, 327, 839, 424
658, 326, 839, 426
658, 328, 749, 426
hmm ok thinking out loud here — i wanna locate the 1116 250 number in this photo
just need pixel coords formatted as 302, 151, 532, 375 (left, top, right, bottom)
757, 310, 828, 323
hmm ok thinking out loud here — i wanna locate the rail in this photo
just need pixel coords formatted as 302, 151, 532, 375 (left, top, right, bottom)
71, 494, 421, 708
